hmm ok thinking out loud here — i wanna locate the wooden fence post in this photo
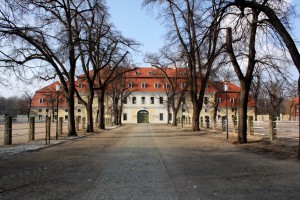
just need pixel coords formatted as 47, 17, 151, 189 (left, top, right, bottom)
45, 116, 51, 144
269, 115, 277, 141
4, 116, 12, 145
28, 117, 35, 141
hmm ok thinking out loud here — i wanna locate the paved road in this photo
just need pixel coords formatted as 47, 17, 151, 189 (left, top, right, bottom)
0, 124, 300, 199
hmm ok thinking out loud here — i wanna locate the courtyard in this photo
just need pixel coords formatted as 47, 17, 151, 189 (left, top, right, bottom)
0, 124, 299, 199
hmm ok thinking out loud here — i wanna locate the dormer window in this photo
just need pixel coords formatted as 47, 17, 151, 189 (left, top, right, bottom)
39, 98, 44, 104
154, 83, 159, 88
163, 83, 168, 88
148, 71, 152, 76
141, 82, 146, 88
78, 83, 83, 88
217, 98, 221, 103
230, 98, 235, 103
181, 83, 186, 89
135, 71, 139, 75
128, 82, 132, 88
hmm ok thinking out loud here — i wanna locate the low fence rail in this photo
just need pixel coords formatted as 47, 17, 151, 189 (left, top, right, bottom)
1, 116, 298, 146
0, 116, 114, 146
179, 117, 299, 140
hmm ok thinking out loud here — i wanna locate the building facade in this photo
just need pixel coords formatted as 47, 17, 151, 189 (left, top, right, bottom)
31, 67, 255, 125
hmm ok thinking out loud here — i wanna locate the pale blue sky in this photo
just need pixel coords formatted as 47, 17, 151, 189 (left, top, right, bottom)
107, 0, 300, 67
1, 1, 299, 97
106, 0, 165, 66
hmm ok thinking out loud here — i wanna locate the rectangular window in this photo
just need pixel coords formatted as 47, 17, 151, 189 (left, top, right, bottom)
78, 109, 81, 112
159, 113, 163, 121
39, 109, 42, 112
141, 82, 146, 88
230, 98, 235, 103
54, 115, 57, 120
123, 97, 127, 104
204, 97, 208, 104
65, 115, 68, 121
163, 83, 168, 88
135, 71, 139, 75
132, 97, 136, 104
150, 97, 154, 104
46, 109, 49, 113
159, 97, 164, 104
217, 98, 221, 103
38, 115, 42, 120
128, 82, 132, 88
205, 108, 208, 112
39, 98, 44, 104
154, 83, 159, 88
182, 108, 186, 112
65, 109, 68, 112
232, 108, 235, 112
78, 83, 83, 88
141, 97, 145, 104
181, 82, 186, 89
123, 113, 127, 121
54, 108, 57, 112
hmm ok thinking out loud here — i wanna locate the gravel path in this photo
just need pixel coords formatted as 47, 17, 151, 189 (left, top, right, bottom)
0, 124, 299, 200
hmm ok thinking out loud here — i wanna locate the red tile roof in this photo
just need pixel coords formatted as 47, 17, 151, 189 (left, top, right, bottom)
32, 81, 67, 107
32, 67, 255, 108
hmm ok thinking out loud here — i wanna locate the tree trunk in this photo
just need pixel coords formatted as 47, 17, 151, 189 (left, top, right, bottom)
237, 83, 250, 144
167, 99, 171, 125
118, 107, 122, 125
192, 103, 200, 131
67, 93, 77, 136
172, 107, 178, 126
86, 96, 94, 133
98, 90, 105, 130
170, 97, 176, 126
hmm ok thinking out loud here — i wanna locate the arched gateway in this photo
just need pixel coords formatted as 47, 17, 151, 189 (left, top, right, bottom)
137, 110, 149, 123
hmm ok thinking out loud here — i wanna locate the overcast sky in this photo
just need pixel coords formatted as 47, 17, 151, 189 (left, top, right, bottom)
0, 0, 299, 97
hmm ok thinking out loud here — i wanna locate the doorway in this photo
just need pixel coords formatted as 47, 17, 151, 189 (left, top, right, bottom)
137, 110, 149, 123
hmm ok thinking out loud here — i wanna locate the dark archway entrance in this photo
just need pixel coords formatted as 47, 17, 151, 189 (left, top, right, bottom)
137, 110, 149, 123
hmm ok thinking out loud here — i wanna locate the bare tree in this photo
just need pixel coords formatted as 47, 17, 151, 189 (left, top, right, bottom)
223, 0, 298, 144
144, 0, 226, 131
0, 0, 103, 136
106, 67, 136, 126
145, 47, 189, 126
72, 1, 137, 132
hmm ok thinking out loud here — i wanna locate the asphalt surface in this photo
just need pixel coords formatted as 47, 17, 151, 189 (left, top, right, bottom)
0, 124, 300, 200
